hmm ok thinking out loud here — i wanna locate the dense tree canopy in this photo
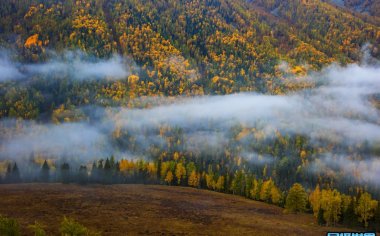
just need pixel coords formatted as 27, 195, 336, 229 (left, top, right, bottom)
1, 0, 380, 231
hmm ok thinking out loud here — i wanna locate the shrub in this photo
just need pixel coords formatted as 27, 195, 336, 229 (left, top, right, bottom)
0, 215, 21, 236
28, 221, 46, 236
60, 217, 100, 236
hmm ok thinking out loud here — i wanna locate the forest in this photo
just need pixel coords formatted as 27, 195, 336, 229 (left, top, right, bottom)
1, 0, 380, 233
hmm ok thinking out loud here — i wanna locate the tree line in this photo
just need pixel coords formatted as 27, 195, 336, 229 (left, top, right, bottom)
2, 156, 380, 231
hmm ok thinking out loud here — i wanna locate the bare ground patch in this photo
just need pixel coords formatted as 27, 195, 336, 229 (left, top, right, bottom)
0, 184, 353, 235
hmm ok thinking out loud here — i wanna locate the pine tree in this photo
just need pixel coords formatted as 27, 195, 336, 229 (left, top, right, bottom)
91, 161, 98, 183
4, 163, 12, 183
285, 183, 307, 213
92, 161, 97, 171
115, 162, 120, 172
11, 163, 21, 183
60, 163, 70, 184
375, 204, 380, 232
114, 161, 121, 184
40, 160, 50, 182
4, 163, 21, 183
104, 158, 111, 170
103, 158, 112, 184
317, 208, 326, 226
110, 155, 115, 169
77, 165, 88, 185
156, 159, 162, 180
98, 159, 104, 169
96, 159, 104, 183
343, 196, 356, 227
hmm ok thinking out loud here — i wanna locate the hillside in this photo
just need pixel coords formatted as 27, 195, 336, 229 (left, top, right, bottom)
0, 184, 354, 235
0, 0, 379, 96
1, 0, 380, 232
0, 0, 379, 118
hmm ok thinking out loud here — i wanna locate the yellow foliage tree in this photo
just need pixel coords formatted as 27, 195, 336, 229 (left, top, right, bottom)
24, 34, 42, 48
309, 184, 321, 217
175, 163, 186, 185
320, 189, 342, 226
160, 161, 170, 180
355, 192, 378, 228
165, 171, 173, 185
119, 159, 135, 174
215, 175, 225, 192
260, 179, 272, 202
146, 162, 157, 178
188, 170, 199, 188
250, 178, 260, 200
270, 185, 281, 205
205, 173, 215, 190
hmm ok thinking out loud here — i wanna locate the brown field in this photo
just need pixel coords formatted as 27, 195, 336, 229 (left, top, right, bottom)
0, 184, 355, 236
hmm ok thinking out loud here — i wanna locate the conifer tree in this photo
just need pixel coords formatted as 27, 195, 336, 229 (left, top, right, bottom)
98, 159, 104, 169
40, 160, 50, 182
3, 163, 20, 183
285, 183, 307, 213
343, 196, 356, 227
104, 158, 111, 170
78, 165, 88, 185
91, 161, 98, 183
60, 163, 70, 184
110, 155, 115, 169
12, 163, 21, 183
4, 163, 12, 183
375, 204, 380, 232
317, 208, 326, 226
156, 159, 162, 180
103, 158, 112, 184
114, 161, 121, 184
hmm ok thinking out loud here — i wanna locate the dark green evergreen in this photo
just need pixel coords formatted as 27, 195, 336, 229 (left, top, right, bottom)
40, 160, 50, 182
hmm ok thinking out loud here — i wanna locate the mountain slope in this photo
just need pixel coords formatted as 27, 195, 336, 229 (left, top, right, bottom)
0, 0, 379, 117
0, 0, 379, 74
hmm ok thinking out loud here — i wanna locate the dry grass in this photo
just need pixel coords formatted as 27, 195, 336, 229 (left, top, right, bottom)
0, 184, 353, 235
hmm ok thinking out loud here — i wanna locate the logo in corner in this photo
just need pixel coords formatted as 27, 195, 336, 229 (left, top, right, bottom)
327, 232, 376, 236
